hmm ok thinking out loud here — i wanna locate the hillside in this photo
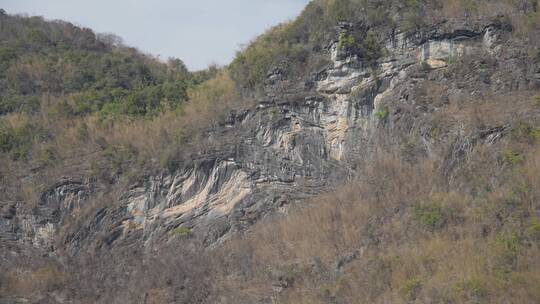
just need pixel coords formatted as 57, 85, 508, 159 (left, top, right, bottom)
1, 1, 540, 303
0, 11, 220, 200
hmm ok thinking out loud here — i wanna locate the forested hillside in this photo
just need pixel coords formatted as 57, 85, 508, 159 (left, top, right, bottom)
0, 11, 225, 202
0, 10, 204, 117
1, 1, 540, 303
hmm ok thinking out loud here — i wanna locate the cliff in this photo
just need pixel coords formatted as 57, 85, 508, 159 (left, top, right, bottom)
2, 1, 540, 303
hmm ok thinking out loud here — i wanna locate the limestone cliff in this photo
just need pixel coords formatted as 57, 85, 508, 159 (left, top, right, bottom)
4, 17, 536, 258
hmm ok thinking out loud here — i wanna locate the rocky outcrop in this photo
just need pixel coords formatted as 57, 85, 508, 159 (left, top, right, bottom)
6, 18, 536, 255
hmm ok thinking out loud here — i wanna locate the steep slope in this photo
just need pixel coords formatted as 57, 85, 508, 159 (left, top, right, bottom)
1, 0, 540, 303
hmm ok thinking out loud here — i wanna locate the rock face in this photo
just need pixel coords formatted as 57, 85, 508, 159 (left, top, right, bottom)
3, 19, 537, 255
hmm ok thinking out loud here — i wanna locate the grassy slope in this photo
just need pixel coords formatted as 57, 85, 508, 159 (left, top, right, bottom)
216, 96, 540, 303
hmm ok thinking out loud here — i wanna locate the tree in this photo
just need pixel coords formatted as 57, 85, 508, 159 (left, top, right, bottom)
97, 32, 124, 47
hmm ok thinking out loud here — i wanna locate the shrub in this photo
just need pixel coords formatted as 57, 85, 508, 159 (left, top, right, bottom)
511, 121, 540, 141
532, 95, 540, 106
0, 47, 17, 63
527, 218, 540, 240
361, 31, 385, 64
412, 201, 447, 230
0, 123, 15, 153
338, 30, 386, 66
171, 226, 192, 236
400, 277, 422, 301
0, 120, 48, 160
452, 277, 486, 299
502, 151, 525, 165
319, 286, 332, 297
405, 0, 420, 8
492, 232, 523, 277
338, 33, 356, 50
530, 128, 540, 139
375, 107, 389, 120
527, 10, 540, 28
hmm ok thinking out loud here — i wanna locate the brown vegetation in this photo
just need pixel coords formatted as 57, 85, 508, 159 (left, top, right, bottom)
210, 90, 540, 303
213, 150, 540, 303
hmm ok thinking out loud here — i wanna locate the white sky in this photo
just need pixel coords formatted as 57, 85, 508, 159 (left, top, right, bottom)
2, 0, 310, 70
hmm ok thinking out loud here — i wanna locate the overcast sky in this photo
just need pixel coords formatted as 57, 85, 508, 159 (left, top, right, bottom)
2, 0, 310, 70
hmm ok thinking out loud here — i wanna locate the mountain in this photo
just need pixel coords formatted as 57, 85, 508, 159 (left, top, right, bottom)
1, 1, 540, 303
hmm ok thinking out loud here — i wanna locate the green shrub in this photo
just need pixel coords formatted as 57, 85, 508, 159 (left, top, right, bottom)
413, 201, 447, 230
0, 47, 17, 63
527, 11, 540, 28
361, 32, 385, 64
27, 29, 50, 45
405, 0, 420, 8
493, 232, 522, 277
171, 226, 192, 236
375, 107, 389, 120
511, 121, 540, 143
452, 277, 486, 299
400, 277, 422, 301
75, 123, 89, 142
338, 33, 356, 49
502, 151, 525, 165
497, 232, 522, 254
532, 95, 540, 106
527, 218, 540, 240
0, 122, 48, 160
0, 123, 15, 153
530, 128, 540, 140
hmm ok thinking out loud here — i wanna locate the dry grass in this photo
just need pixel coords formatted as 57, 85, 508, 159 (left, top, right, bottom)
212, 91, 540, 303
1, 264, 68, 299
214, 144, 540, 303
